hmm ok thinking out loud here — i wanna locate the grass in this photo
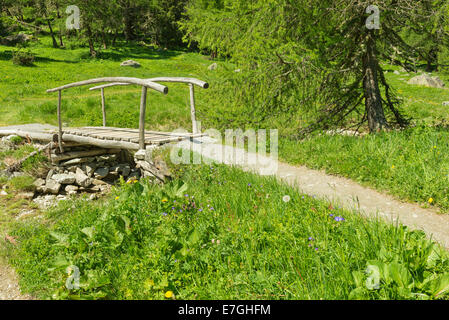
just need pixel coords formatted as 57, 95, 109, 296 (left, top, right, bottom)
277, 65, 449, 212
382, 64, 449, 123
4, 159, 449, 300
0, 36, 222, 131
280, 125, 449, 212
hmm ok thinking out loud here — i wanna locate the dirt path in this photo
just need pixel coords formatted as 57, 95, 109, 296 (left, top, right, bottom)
0, 262, 32, 300
179, 138, 449, 249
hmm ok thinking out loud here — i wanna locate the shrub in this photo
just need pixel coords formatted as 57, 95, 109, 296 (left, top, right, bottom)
12, 49, 35, 66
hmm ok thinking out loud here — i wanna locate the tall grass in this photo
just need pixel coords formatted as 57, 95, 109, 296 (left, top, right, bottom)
280, 125, 449, 211
6, 162, 449, 300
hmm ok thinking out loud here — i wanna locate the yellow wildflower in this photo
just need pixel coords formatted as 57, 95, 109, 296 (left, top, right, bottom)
115, 196, 119, 200
428, 198, 434, 204
165, 291, 174, 299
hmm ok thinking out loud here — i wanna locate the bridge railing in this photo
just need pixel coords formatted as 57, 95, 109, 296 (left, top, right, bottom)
89, 77, 209, 136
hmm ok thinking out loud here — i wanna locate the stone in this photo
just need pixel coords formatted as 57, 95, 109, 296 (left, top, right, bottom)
12, 172, 26, 178
92, 179, 108, 186
134, 149, 146, 161
97, 154, 118, 162
94, 167, 109, 179
1, 135, 21, 143
128, 170, 141, 180
18, 192, 35, 200
52, 173, 76, 185
46, 170, 55, 181
208, 63, 218, 71
85, 163, 96, 177
120, 60, 141, 68
45, 179, 61, 195
33, 178, 45, 188
67, 166, 78, 173
407, 74, 445, 88
442, 101, 449, 107
75, 168, 92, 188
120, 164, 131, 177
65, 185, 79, 195
33, 195, 57, 210
62, 157, 94, 166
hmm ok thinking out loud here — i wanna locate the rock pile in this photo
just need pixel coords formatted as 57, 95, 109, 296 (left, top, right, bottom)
33, 145, 172, 198
1, 139, 172, 206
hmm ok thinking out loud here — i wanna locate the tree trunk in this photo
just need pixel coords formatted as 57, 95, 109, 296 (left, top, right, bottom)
101, 31, 107, 49
123, 5, 135, 41
59, 29, 64, 47
86, 25, 97, 58
47, 19, 59, 48
112, 29, 119, 47
363, 33, 388, 133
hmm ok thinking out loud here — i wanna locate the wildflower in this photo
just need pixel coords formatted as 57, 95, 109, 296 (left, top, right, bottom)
211, 239, 215, 244
391, 165, 395, 169
162, 212, 167, 216
282, 195, 291, 203
329, 214, 334, 217
216, 240, 221, 245
184, 194, 189, 197
162, 198, 168, 203
308, 237, 314, 241
198, 208, 203, 212
315, 248, 319, 251
428, 198, 434, 204
115, 196, 119, 200
165, 291, 174, 299
248, 183, 252, 187
334, 216, 345, 222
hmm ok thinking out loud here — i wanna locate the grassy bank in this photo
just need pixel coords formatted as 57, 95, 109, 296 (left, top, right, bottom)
0, 37, 219, 131
4, 160, 449, 300
280, 125, 449, 212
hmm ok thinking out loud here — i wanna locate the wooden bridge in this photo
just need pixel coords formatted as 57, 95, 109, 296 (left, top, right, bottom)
45, 76, 209, 153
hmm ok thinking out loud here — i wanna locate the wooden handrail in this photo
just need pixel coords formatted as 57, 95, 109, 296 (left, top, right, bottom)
47, 77, 169, 152
88, 77, 209, 134
88, 77, 209, 91
47, 77, 168, 94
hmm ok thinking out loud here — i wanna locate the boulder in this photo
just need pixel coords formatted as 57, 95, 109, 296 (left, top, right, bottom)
208, 63, 218, 71
407, 74, 445, 88
120, 60, 141, 68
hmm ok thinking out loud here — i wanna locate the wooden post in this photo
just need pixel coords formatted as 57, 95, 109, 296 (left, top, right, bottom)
189, 83, 199, 134
139, 86, 148, 150
101, 88, 106, 127
57, 90, 64, 153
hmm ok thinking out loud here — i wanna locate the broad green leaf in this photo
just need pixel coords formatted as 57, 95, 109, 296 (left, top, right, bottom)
81, 227, 95, 240
49, 231, 69, 247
